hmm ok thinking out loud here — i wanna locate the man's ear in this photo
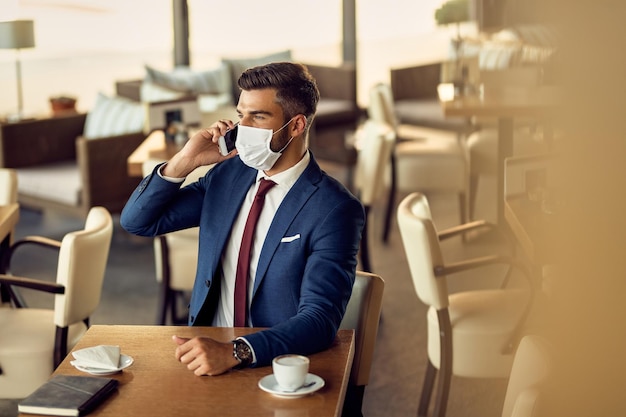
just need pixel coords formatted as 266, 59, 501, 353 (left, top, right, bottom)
291, 114, 308, 137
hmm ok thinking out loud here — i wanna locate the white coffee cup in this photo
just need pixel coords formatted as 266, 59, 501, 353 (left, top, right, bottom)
272, 354, 310, 391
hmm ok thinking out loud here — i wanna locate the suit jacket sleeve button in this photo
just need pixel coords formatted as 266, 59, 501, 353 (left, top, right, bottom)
205, 279, 211, 287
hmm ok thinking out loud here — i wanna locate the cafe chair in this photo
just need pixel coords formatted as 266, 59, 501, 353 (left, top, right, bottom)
143, 160, 212, 325
367, 82, 467, 242
0, 206, 113, 398
0, 168, 17, 205
0, 168, 19, 306
153, 228, 199, 325
501, 335, 551, 417
353, 120, 396, 272
397, 192, 534, 417
339, 271, 385, 417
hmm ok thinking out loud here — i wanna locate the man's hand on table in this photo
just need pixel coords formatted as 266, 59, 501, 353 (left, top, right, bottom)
172, 335, 240, 376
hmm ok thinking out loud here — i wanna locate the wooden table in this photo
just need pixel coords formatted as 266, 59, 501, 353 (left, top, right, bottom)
34, 325, 355, 417
442, 87, 558, 225
0, 203, 20, 301
127, 130, 174, 177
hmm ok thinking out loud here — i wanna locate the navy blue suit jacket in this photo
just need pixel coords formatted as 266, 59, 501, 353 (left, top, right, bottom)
120, 154, 365, 366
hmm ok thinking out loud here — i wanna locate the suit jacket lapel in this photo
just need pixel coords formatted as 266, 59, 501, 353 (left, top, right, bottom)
205, 165, 256, 271
253, 158, 322, 295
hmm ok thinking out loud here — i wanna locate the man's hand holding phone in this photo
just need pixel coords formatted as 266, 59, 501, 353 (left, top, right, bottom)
161, 119, 238, 179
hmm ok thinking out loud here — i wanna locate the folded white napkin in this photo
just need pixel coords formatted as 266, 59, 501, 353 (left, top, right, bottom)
71, 345, 121, 370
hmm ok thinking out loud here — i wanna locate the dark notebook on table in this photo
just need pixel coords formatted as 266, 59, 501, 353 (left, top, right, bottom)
18, 375, 118, 416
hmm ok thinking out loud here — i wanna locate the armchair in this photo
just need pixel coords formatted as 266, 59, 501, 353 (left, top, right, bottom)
0, 206, 113, 398
501, 335, 551, 417
339, 271, 385, 417
397, 192, 534, 417
367, 82, 467, 243
353, 120, 395, 272
0, 106, 146, 217
0, 168, 17, 205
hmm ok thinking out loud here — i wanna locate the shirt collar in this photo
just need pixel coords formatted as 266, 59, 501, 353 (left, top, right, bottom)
255, 150, 310, 189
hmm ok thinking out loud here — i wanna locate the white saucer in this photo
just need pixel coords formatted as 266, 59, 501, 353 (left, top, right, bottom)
258, 373, 324, 398
71, 354, 134, 375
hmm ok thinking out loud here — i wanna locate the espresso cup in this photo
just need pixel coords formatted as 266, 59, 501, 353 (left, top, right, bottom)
272, 354, 310, 391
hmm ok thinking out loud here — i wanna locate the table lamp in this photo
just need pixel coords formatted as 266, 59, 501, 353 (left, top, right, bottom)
0, 20, 35, 120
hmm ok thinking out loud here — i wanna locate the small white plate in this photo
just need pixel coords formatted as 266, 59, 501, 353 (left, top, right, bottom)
71, 354, 134, 375
258, 373, 324, 398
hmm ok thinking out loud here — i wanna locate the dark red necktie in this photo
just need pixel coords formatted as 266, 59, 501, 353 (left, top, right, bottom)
234, 178, 277, 327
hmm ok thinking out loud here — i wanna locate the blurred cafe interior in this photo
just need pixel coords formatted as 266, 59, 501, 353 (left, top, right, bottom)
1, 0, 625, 416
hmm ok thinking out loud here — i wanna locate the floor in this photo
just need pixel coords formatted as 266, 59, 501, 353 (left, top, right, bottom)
0, 164, 513, 417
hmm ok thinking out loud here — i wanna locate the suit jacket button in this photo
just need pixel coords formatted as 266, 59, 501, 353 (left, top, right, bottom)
190, 315, 195, 322
205, 279, 211, 287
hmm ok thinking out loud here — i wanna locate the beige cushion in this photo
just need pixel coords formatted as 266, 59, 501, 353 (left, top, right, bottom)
427, 288, 529, 378
16, 161, 81, 206
479, 41, 522, 69
83, 92, 145, 139
0, 309, 86, 398
144, 63, 232, 96
140, 80, 187, 102
394, 128, 466, 192
222, 50, 292, 99
222, 49, 292, 80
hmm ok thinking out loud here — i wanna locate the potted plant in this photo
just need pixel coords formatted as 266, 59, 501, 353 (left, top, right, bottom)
435, 0, 471, 94
49, 96, 77, 115
435, 0, 470, 40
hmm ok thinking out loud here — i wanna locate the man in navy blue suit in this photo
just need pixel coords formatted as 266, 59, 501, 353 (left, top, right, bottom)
121, 62, 364, 376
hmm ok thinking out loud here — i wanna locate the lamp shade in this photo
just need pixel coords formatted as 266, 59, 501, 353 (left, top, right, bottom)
0, 20, 35, 49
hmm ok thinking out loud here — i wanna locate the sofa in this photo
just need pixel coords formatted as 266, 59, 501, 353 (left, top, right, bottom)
0, 94, 148, 217
115, 51, 362, 171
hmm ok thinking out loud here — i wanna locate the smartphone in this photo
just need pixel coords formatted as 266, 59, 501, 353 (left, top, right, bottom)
218, 125, 238, 156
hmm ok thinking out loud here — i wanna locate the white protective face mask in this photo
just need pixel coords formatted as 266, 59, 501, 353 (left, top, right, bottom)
235, 119, 294, 171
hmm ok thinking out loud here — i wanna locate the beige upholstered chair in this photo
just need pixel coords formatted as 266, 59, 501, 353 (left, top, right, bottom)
0, 168, 17, 206
501, 335, 551, 417
353, 120, 396, 272
339, 271, 385, 417
368, 83, 467, 242
397, 192, 534, 417
0, 168, 18, 306
0, 206, 113, 398
142, 160, 213, 325
153, 228, 199, 325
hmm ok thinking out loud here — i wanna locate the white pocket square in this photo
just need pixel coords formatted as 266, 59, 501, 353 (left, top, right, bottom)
281, 234, 301, 243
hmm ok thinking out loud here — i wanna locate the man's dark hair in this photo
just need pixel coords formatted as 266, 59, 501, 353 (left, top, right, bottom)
238, 62, 320, 132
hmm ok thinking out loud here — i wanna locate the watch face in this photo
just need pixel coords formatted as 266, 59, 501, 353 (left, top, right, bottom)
234, 341, 252, 363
